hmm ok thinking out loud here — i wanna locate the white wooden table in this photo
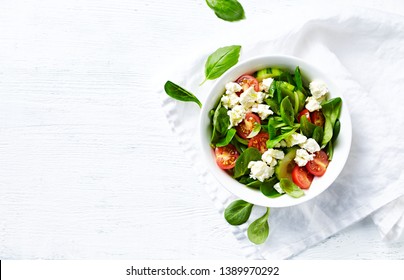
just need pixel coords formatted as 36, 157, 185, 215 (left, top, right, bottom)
1, 0, 404, 259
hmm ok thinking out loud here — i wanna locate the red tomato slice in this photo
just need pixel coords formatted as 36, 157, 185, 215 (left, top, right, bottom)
248, 132, 269, 153
306, 150, 329, 176
215, 144, 239, 170
292, 165, 314, 189
297, 109, 312, 123
236, 74, 260, 93
236, 112, 261, 139
311, 110, 325, 127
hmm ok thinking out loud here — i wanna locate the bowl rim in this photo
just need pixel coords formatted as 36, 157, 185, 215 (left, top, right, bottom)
198, 54, 352, 208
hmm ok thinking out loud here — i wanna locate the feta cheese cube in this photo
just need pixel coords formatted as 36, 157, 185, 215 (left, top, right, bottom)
260, 78, 274, 92
227, 105, 246, 128
239, 87, 265, 109
263, 148, 285, 160
285, 132, 307, 147
221, 92, 239, 109
225, 82, 242, 94
261, 152, 278, 167
248, 161, 274, 182
251, 104, 273, 120
309, 80, 329, 99
300, 138, 321, 153
273, 182, 285, 194
294, 149, 314, 167
305, 96, 322, 112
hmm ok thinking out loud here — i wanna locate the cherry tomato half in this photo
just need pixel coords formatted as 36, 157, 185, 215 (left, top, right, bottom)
292, 165, 314, 189
236, 112, 261, 139
236, 75, 260, 93
215, 144, 239, 170
248, 132, 269, 153
311, 110, 325, 127
297, 109, 312, 123
306, 150, 329, 176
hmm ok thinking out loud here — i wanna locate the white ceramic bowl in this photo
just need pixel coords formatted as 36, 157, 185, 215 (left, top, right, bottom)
199, 55, 352, 208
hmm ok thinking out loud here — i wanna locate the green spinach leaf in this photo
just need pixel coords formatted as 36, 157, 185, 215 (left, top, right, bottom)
234, 147, 261, 178
216, 128, 236, 147
266, 127, 298, 149
264, 98, 280, 115
213, 103, 230, 136
321, 97, 342, 147
280, 96, 294, 126
234, 134, 249, 145
224, 200, 253, 226
164, 81, 202, 108
312, 126, 324, 145
280, 178, 304, 198
206, 0, 245, 22
260, 177, 282, 198
294, 66, 304, 92
332, 119, 341, 142
247, 208, 270, 245
203, 45, 241, 83
300, 115, 316, 138
246, 180, 262, 189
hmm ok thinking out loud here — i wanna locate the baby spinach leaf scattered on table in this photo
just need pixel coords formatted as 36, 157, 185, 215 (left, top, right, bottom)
216, 128, 237, 147
321, 97, 342, 147
224, 199, 253, 225
280, 178, 304, 198
164, 81, 202, 108
233, 147, 261, 178
205, 0, 245, 22
247, 207, 270, 245
203, 45, 241, 83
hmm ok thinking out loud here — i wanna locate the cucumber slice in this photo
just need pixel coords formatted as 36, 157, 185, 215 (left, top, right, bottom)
275, 147, 297, 181
254, 68, 284, 81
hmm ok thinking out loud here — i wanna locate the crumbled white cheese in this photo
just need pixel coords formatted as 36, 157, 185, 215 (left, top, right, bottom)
225, 82, 242, 94
261, 152, 277, 167
305, 96, 322, 112
248, 161, 274, 182
294, 149, 314, 167
239, 87, 265, 110
285, 132, 307, 147
221, 93, 239, 109
227, 105, 246, 128
260, 78, 274, 92
263, 148, 285, 160
273, 182, 285, 194
274, 140, 287, 148
251, 104, 273, 120
309, 80, 329, 99
300, 138, 321, 154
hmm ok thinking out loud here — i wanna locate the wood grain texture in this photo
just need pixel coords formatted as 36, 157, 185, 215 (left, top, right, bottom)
1, 0, 404, 259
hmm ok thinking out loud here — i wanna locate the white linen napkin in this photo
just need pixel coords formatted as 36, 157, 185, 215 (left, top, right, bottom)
160, 7, 404, 259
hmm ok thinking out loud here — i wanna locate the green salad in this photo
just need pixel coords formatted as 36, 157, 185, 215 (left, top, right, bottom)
209, 66, 342, 198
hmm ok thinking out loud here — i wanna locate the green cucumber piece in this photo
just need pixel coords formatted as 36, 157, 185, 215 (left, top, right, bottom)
275, 147, 297, 181
254, 68, 284, 81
